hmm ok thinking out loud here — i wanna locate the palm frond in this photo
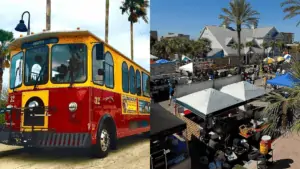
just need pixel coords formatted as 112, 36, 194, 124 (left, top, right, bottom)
281, 0, 300, 7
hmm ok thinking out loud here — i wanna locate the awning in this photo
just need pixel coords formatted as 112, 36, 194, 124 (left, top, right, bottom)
150, 104, 186, 140
179, 62, 193, 73
175, 88, 244, 119
220, 81, 266, 101
267, 72, 300, 88
150, 54, 158, 59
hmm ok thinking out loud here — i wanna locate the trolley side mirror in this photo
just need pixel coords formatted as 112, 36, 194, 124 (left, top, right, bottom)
95, 43, 104, 60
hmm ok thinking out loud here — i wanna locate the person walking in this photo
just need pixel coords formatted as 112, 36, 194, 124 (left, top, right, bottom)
251, 73, 255, 84
168, 83, 176, 106
263, 75, 267, 89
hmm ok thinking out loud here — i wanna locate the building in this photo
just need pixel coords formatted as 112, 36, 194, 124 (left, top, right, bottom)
199, 25, 289, 64
162, 33, 190, 40
281, 32, 294, 44
150, 30, 158, 41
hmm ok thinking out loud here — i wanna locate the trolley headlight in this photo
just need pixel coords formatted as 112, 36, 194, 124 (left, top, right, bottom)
69, 102, 78, 112
28, 101, 39, 111
6, 105, 13, 112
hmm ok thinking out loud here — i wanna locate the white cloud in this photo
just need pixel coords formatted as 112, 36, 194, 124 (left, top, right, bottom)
0, 0, 150, 88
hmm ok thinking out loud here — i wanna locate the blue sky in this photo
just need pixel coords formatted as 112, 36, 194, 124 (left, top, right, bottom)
151, 0, 300, 41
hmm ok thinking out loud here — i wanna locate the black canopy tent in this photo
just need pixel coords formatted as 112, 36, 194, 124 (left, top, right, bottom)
150, 103, 186, 141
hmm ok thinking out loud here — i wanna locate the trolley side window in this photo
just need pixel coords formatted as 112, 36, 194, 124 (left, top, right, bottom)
10, 52, 23, 89
122, 61, 129, 93
51, 44, 87, 84
142, 72, 150, 97
104, 52, 114, 89
136, 70, 141, 96
92, 44, 104, 85
129, 66, 136, 94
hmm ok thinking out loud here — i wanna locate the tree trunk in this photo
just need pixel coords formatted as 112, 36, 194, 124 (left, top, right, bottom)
237, 25, 242, 73
130, 21, 134, 60
282, 101, 288, 130
0, 67, 3, 97
46, 0, 51, 31
105, 0, 109, 43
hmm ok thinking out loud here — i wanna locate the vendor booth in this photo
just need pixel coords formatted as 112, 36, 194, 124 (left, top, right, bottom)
175, 88, 244, 119
173, 88, 273, 168
150, 104, 191, 169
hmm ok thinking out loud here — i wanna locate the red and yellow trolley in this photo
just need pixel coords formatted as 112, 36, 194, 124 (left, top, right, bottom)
0, 30, 150, 158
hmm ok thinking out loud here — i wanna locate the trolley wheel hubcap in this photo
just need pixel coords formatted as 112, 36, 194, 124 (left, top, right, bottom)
100, 129, 110, 152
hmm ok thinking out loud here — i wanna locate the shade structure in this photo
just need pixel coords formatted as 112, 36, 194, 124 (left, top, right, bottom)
150, 103, 186, 140
182, 55, 192, 61
150, 54, 158, 59
277, 56, 285, 62
267, 72, 300, 88
155, 59, 169, 64
179, 62, 193, 73
263, 57, 275, 64
220, 81, 266, 101
175, 88, 244, 118
284, 54, 291, 60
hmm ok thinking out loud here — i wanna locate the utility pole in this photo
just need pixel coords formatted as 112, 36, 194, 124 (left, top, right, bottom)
105, 0, 109, 43
46, 0, 51, 31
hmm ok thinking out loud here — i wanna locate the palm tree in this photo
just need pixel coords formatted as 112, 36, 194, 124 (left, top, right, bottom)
105, 0, 109, 43
46, 0, 51, 30
245, 41, 254, 64
190, 38, 212, 58
262, 61, 300, 137
269, 40, 277, 57
281, 0, 300, 26
262, 42, 269, 58
276, 40, 285, 54
219, 0, 259, 64
151, 38, 172, 59
120, 0, 149, 60
169, 37, 191, 63
0, 29, 14, 95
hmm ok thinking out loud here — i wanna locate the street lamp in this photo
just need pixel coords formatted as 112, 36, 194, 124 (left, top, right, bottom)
15, 11, 31, 35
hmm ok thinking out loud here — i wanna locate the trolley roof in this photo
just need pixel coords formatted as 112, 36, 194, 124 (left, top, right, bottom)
8, 30, 149, 73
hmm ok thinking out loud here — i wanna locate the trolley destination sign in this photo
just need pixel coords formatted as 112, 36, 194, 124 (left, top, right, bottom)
21, 37, 59, 49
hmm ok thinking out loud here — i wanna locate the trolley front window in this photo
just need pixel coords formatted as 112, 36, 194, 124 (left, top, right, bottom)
24, 46, 49, 86
51, 44, 87, 84
10, 52, 23, 89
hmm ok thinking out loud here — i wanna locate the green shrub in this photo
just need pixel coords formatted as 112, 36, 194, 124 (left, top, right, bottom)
0, 99, 6, 124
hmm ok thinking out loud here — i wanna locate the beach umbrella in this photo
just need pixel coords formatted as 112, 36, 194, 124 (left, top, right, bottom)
277, 56, 285, 62
284, 54, 291, 60
263, 57, 275, 64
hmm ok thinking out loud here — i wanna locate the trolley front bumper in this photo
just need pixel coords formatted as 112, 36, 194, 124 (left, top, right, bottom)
0, 127, 91, 148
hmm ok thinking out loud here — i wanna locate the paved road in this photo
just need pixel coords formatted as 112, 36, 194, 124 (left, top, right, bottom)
0, 135, 149, 169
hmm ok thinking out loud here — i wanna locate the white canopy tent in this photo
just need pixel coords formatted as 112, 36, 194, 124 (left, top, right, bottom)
220, 81, 266, 112
150, 54, 158, 59
175, 88, 243, 118
220, 81, 266, 101
179, 62, 193, 73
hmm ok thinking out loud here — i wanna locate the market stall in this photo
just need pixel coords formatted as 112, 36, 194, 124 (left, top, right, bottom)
175, 88, 244, 119
174, 88, 274, 168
